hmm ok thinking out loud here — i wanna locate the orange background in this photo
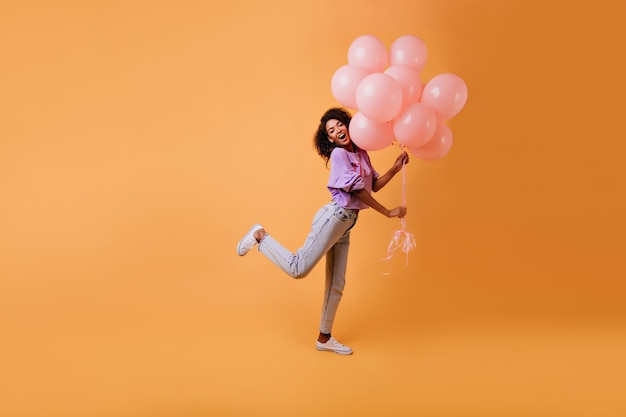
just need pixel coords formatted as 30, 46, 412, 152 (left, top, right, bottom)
1, 1, 625, 416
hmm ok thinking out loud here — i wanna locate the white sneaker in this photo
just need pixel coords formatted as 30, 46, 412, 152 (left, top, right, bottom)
316, 337, 353, 355
237, 224, 263, 256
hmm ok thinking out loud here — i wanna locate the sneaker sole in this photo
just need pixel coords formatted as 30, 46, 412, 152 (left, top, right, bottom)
316, 346, 353, 355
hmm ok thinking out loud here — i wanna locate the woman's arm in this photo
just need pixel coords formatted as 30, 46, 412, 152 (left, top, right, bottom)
372, 151, 409, 192
353, 188, 407, 218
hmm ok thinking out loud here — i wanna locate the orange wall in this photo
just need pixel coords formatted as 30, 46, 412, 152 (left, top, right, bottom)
1, 1, 625, 416
2, 0, 624, 318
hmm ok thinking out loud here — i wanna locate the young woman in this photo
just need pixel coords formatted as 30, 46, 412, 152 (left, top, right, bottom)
237, 107, 408, 355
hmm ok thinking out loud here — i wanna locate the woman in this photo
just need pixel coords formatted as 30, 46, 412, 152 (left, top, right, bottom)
237, 107, 408, 355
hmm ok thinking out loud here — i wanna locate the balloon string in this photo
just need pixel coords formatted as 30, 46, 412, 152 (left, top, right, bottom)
382, 146, 416, 274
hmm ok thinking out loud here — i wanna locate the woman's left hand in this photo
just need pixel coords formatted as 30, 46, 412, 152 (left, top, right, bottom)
394, 151, 410, 172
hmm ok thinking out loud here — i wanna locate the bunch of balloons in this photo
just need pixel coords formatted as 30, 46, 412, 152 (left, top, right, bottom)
331, 34, 468, 160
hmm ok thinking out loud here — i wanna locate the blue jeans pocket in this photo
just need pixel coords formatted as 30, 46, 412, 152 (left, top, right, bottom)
333, 206, 351, 222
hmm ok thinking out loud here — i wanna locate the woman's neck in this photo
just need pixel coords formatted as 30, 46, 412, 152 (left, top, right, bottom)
342, 143, 355, 153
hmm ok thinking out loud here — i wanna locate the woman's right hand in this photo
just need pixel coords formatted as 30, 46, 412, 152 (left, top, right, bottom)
388, 206, 407, 218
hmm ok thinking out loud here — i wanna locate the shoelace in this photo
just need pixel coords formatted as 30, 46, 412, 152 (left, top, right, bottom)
324, 337, 343, 346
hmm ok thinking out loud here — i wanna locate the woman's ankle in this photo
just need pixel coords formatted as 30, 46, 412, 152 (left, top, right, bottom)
318, 332, 331, 343
254, 229, 266, 242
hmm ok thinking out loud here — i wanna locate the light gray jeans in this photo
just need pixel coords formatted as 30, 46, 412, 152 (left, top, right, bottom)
258, 201, 358, 334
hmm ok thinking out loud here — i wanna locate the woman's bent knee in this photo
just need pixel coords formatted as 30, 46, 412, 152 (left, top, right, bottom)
289, 266, 312, 279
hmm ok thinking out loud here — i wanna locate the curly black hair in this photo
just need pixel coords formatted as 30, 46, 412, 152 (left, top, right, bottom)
313, 107, 353, 164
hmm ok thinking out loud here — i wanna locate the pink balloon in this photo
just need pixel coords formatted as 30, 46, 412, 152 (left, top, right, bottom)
348, 35, 389, 73
408, 121, 454, 161
331, 64, 369, 109
349, 112, 395, 151
390, 35, 428, 72
356, 73, 403, 123
384, 65, 423, 114
393, 103, 437, 148
421, 73, 468, 120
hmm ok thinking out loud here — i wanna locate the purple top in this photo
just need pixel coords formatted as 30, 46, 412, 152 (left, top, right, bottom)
327, 147, 379, 210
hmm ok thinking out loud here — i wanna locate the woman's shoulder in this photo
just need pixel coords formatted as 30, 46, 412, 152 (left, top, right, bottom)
331, 147, 368, 157
330, 146, 348, 155
330, 147, 351, 160
356, 147, 370, 157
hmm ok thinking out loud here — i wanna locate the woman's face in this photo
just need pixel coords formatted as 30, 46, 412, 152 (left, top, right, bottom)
325, 119, 352, 149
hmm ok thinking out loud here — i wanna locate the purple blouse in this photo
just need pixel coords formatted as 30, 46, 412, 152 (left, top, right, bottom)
327, 147, 379, 210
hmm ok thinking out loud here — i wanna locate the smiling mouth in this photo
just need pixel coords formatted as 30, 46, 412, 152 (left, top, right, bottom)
338, 132, 346, 140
